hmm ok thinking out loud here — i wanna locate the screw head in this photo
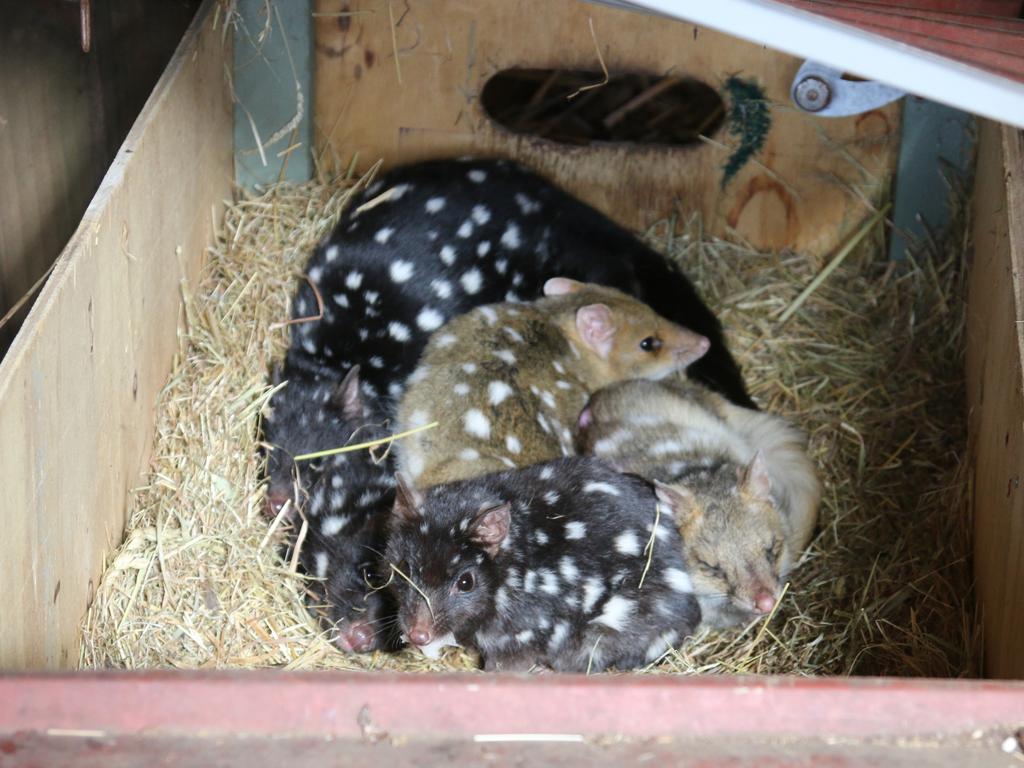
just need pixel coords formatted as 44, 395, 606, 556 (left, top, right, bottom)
794, 76, 831, 112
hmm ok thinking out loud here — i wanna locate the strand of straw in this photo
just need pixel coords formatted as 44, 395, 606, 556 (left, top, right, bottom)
294, 422, 438, 461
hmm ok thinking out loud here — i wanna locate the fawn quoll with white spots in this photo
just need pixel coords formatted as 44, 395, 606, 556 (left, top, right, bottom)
384, 457, 702, 672
262, 366, 399, 652
396, 278, 710, 487
576, 377, 821, 627
284, 157, 753, 411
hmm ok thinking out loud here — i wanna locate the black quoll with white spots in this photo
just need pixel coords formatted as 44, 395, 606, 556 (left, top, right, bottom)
263, 366, 398, 653
384, 457, 702, 672
284, 157, 753, 410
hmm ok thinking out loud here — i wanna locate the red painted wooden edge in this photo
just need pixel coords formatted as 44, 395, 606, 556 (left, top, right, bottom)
2, 671, 1024, 740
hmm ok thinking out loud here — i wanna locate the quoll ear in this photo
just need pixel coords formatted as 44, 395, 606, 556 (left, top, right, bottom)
654, 480, 702, 526
543, 277, 585, 296
392, 472, 425, 524
739, 451, 773, 501
330, 365, 364, 422
576, 303, 617, 360
469, 503, 512, 558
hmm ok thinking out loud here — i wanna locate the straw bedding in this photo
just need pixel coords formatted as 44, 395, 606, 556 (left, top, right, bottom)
80, 171, 977, 677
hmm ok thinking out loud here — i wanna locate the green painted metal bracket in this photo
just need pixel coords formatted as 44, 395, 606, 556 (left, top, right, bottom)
233, 0, 313, 187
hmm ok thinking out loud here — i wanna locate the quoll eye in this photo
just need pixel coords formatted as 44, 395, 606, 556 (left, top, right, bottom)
360, 564, 383, 587
639, 336, 662, 353
457, 571, 475, 592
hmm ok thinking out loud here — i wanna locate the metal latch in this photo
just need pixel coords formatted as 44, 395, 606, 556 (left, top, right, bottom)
791, 60, 904, 117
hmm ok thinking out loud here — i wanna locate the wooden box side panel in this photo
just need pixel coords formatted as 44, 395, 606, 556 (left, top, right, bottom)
313, 0, 899, 257
0, 0, 233, 670
968, 120, 1024, 680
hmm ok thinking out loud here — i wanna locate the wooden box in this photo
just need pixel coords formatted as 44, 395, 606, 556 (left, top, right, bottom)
1, 1, 1023, 764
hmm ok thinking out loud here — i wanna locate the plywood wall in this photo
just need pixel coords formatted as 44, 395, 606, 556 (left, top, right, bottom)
313, 0, 901, 258
0, 0, 233, 670
0, 0, 199, 355
968, 120, 1024, 680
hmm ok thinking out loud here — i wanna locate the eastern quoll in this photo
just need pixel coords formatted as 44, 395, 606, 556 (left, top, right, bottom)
283, 157, 753, 410
396, 278, 709, 487
262, 366, 398, 653
384, 457, 702, 672
576, 378, 821, 627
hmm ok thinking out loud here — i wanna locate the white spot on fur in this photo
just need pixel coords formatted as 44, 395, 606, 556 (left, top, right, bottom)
314, 552, 328, 578
431, 279, 452, 299
407, 410, 430, 428
407, 366, 428, 384
556, 380, 572, 390
493, 349, 516, 365
515, 629, 534, 644
592, 595, 634, 631
332, 293, 349, 308
388, 321, 411, 342
321, 515, 347, 536
559, 557, 579, 583
461, 269, 483, 294
425, 197, 446, 213
435, 333, 457, 348
615, 530, 641, 556
439, 245, 456, 266
505, 435, 521, 454
514, 192, 541, 215
368, 356, 384, 369
494, 258, 508, 275
308, 266, 323, 283
552, 360, 566, 374
417, 307, 445, 331
524, 571, 537, 593
374, 227, 395, 245
584, 481, 622, 497
539, 569, 559, 594
389, 260, 414, 283
345, 271, 364, 290
478, 305, 498, 325
582, 576, 604, 612
468, 169, 486, 183
501, 222, 521, 250
476, 241, 491, 257
539, 467, 554, 480
364, 290, 379, 304
543, 490, 560, 505
459, 448, 480, 461
325, 245, 339, 262
457, 220, 474, 239
539, 390, 556, 409
462, 363, 477, 374
548, 621, 569, 651
650, 439, 684, 456
301, 338, 316, 354
471, 205, 491, 225
534, 530, 549, 546
454, 383, 470, 395
405, 452, 424, 479
503, 326, 525, 344
464, 409, 491, 439
665, 568, 694, 593
488, 381, 513, 406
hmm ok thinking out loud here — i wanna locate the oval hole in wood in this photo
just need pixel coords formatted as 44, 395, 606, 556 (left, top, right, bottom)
480, 68, 725, 148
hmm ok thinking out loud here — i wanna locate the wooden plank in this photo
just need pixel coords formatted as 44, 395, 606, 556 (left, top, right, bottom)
0, 1, 202, 355
2, 672, 1024, 740
0, 0, 233, 670
314, 0, 901, 257
967, 120, 1024, 680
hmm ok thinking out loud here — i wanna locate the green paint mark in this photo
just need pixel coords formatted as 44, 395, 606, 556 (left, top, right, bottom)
721, 76, 771, 188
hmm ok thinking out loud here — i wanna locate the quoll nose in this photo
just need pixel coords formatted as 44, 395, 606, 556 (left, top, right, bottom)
408, 626, 433, 647
578, 407, 593, 430
344, 622, 376, 653
754, 591, 776, 615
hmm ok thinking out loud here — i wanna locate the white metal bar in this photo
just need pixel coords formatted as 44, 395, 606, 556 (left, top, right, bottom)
585, 0, 1024, 127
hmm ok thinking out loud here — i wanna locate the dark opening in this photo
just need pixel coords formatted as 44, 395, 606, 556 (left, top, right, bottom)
481, 69, 726, 148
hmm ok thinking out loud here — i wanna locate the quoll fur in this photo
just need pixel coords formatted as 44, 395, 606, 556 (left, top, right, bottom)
396, 278, 709, 487
284, 157, 753, 411
262, 366, 398, 652
576, 377, 821, 627
384, 457, 702, 672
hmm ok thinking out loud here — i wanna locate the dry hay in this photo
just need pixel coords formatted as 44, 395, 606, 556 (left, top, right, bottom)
80, 171, 977, 678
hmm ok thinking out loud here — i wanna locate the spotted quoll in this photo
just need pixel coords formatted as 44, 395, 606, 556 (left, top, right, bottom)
262, 366, 398, 652
396, 278, 710, 487
384, 458, 702, 672
284, 157, 753, 411
576, 377, 821, 627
